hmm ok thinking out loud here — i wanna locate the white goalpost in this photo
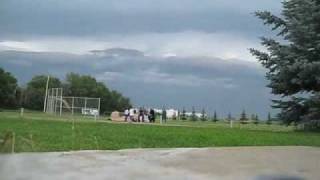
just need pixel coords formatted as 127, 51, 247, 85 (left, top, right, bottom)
43, 75, 50, 112
45, 87, 101, 118
45, 88, 63, 116
61, 96, 101, 116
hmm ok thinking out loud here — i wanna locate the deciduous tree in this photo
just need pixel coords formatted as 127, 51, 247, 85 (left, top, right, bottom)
24, 75, 61, 110
0, 67, 18, 108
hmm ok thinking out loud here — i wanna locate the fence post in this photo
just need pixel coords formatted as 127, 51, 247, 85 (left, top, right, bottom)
72, 97, 74, 116
54, 88, 58, 115
50, 89, 54, 114
94, 136, 99, 150
84, 98, 87, 110
20, 108, 24, 117
98, 98, 101, 116
30, 134, 34, 151
11, 132, 15, 153
59, 89, 63, 116
47, 89, 51, 113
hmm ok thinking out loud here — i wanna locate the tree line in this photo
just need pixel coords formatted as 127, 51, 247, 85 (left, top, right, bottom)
0, 67, 132, 114
177, 108, 274, 125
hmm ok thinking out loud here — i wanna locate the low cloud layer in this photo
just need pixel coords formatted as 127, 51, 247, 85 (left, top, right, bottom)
0, 0, 281, 38
0, 0, 282, 118
0, 49, 272, 117
0, 31, 263, 61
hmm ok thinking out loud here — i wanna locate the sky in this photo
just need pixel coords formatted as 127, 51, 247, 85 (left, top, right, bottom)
0, 0, 283, 118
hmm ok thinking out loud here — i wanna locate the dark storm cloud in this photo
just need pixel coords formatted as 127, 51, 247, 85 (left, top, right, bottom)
0, 0, 282, 118
0, 49, 272, 117
0, 0, 281, 39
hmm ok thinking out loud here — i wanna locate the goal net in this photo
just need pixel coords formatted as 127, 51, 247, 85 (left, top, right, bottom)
45, 88, 101, 117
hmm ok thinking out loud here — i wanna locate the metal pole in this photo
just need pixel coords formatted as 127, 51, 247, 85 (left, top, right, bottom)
47, 89, 50, 113
52, 88, 55, 114
50, 89, 54, 114
20, 108, 24, 117
49, 89, 53, 114
59, 88, 63, 116
55, 88, 58, 115
98, 98, 101, 116
72, 97, 74, 116
43, 76, 50, 112
46, 89, 49, 113
84, 98, 87, 110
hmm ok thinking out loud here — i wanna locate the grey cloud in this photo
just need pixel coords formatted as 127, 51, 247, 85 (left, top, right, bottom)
91, 48, 145, 57
88, 49, 266, 88
97, 69, 237, 88
0, 0, 282, 118
0, 0, 281, 39
0, 50, 272, 117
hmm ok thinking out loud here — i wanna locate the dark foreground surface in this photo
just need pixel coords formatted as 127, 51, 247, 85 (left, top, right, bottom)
0, 147, 319, 180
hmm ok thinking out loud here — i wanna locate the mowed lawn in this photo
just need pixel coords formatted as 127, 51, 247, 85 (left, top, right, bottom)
0, 111, 320, 152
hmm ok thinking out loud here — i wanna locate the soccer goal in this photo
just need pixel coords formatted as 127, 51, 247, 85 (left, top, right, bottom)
45, 88, 101, 117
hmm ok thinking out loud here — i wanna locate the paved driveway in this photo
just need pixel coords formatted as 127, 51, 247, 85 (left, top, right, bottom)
1, 147, 319, 180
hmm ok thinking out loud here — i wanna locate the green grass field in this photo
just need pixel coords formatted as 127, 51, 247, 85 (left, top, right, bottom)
1, 111, 320, 153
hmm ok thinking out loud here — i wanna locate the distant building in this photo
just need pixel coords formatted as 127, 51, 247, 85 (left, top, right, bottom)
154, 108, 178, 118
185, 112, 203, 118
144, 107, 206, 119
166, 109, 179, 118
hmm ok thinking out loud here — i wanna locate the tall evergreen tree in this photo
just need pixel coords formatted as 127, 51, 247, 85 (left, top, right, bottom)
250, 0, 320, 129
239, 110, 248, 124
254, 114, 259, 125
251, 114, 256, 121
191, 106, 197, 121
227, 113, 232, 122
161, 106, 167, 122
267, 112, 272, 125
181, 107, 187, 120
200, 108, 207, 121
213, 111, 218, 123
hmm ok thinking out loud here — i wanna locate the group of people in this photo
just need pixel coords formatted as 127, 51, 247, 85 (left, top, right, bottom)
123, 108, 156, 123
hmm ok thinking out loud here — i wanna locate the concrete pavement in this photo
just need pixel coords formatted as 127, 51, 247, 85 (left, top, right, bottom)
0, 147, 319, 180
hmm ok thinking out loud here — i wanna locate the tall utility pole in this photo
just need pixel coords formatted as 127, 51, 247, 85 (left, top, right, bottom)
43, 75, 50, 112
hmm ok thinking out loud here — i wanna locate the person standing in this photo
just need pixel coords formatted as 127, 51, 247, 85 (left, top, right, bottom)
138, 108, 144, 122
129, 108, 135, 122
133, 109, 138, 122
149, 109, 155, 123
124, 108, 129, 122
144, 109, 149, 123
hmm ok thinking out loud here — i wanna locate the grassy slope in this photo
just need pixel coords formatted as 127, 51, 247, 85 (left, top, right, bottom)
0, 112, 320, 152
